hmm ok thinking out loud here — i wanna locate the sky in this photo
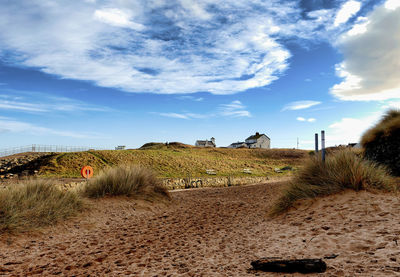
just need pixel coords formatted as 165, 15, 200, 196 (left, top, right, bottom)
0, 0, 399, 149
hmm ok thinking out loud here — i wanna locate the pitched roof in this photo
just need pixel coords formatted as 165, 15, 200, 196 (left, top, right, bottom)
246, 133, 269, 140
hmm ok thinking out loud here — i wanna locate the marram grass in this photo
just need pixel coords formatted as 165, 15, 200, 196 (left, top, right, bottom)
82, 164, 170, 200
271, 149, 395, 216
0, 180, 84, 232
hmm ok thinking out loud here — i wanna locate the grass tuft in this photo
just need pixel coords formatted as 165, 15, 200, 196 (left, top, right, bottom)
82, 164, 170, 199
0, 180, 84, 232
271, 150, 395, 216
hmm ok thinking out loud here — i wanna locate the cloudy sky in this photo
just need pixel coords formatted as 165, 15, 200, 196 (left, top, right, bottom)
0, 0, 399, 149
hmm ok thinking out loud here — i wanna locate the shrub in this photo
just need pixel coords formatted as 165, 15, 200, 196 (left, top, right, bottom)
0, 180, 83, 232
361, 109, 400, 176
271, 150, 395, 216
82, 164, 170, 199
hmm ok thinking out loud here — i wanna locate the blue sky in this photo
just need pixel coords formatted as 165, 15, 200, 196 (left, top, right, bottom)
0, 0, 399, 149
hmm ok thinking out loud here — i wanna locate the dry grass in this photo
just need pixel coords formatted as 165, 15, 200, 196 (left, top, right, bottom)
361, 109, 400, 176
0, 180, 84, 232
82, 165, 170, 200
361, 109, 400, 145
38, 148, 308, 178
271, 150, 395, 216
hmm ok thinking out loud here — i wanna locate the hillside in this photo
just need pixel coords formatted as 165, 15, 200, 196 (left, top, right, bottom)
30, 147, 308, 178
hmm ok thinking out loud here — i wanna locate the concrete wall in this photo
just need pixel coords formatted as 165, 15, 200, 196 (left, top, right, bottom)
162, 176, 270, 190
55, 176, 270, 191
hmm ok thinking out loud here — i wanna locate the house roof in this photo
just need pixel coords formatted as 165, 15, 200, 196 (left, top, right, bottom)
246, 133, 269, 140
196, 140, 215, 146
230, 142, 245, 146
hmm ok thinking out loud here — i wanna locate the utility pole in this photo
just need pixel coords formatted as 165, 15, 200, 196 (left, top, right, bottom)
315, 133, 318, 153
297, 137, 299, 149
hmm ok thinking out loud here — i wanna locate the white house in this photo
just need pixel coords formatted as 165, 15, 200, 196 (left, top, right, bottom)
195, 137, 216, 147
245, 132, 270, 149
228, 142, 247, 148
229, 132, 270, 149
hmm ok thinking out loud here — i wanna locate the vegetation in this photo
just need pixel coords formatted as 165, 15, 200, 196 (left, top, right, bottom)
82, 164, 170, 199
271, 150, 395, 216
37, 148, 308, 178
0, 180, 84, 232
361, 109, 400, 176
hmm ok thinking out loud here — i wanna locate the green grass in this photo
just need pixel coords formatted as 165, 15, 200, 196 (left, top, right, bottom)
0, 180, 84, 232
37, 147, 308, 178
82, 164, 170, 200
271, 150, 395, 216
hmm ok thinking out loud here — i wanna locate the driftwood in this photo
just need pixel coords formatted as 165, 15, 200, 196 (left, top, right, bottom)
251, 257, 327, 273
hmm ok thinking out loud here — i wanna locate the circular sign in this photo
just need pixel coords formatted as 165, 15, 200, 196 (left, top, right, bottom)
81, 166, 94, 179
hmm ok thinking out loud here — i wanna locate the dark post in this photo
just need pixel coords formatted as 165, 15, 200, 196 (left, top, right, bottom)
321, 130, 325, 162
315, 133, 318, 153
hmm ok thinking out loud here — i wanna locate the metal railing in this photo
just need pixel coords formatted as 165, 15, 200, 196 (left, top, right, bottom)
0, 144, 108, 158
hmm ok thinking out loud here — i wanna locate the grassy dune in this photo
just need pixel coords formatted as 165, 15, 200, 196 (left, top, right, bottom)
271, 150, 396, 216
83, 165, 170, 200
37, 147, 308, 178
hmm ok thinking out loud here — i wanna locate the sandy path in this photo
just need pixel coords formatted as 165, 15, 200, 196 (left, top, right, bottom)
1, 182, 400, 276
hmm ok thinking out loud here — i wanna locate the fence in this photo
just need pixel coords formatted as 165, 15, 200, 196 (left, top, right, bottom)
0, 144, 108, 158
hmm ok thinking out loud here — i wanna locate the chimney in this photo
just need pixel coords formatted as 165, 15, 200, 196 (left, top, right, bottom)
211, 137, 215, 144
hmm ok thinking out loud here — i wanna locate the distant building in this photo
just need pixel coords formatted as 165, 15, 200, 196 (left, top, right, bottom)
229, 132, 270, 149
228, 142, 247, 148
348, 143, 362, 149
195, 137, 216, 148
245, 132, 270, 149
115, 145, 126, 150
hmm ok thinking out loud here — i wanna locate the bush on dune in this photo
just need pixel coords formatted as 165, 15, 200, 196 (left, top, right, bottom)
361, 109, 400, 176
83, 164, 170, 200
0, 180, 83, 232
271, 150, 395, 216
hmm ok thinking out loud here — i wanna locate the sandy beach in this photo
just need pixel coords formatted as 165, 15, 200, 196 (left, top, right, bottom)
1, 181, 400, 276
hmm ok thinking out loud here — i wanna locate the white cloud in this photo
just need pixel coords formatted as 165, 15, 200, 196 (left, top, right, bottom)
283, 100, 321, 111
177, 95, 203, 102
0, 100, 47, 112
0, 0, 313, 95
0, 90, 110, 113
385, 0, 400, 10
296, 117, 316, 122
155, 100, 251, 119
219, 100, 251, 118
0, 118, 100, 138
327, 112, 382, 146
334, 1, 361, 26
382, 100, 400, 109
157, 113, 190, 119
94, 8, 145, 31
331, 1, 400, 101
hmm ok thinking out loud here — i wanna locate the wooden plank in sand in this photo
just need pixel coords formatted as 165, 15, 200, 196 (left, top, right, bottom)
251, 257, 327, 273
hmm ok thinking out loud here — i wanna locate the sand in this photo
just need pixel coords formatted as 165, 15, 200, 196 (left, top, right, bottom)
1, 181, 400, 276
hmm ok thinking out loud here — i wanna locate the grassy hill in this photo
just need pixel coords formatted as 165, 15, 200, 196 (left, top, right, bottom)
36, 146, 308, 178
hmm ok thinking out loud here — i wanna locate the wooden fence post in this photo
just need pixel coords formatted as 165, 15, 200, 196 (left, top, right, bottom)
321, 130, 325, 162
